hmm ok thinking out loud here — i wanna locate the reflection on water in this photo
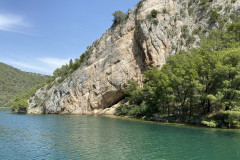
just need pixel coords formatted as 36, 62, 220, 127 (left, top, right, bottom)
0, 108, 240, 160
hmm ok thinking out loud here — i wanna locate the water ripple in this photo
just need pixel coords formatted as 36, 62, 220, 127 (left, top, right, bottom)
1, 109, 240, 160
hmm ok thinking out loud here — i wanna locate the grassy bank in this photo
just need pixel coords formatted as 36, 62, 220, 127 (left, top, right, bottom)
104, 114, 240, 131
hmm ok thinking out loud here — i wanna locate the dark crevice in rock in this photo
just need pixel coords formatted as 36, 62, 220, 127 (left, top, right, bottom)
100, 91, 125, 109
133, 31, 149, 74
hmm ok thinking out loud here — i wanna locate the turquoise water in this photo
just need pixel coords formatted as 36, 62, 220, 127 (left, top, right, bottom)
0, 108, 240, 160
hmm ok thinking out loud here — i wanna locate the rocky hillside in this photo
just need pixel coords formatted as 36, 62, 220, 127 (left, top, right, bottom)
0, 62, 48, 107
28, 0, 240, 114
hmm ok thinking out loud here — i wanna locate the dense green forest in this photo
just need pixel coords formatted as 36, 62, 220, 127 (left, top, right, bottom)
116, 21, 240, 129
0, 63, 48, 108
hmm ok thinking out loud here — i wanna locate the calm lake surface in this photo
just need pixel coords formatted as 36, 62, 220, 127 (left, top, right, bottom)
1, 108, 240, 160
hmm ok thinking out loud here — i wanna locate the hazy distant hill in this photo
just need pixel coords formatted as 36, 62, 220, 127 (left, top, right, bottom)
0, 62, 48, 107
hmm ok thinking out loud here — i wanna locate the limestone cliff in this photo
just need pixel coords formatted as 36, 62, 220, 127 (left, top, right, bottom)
28, 0, 240, 114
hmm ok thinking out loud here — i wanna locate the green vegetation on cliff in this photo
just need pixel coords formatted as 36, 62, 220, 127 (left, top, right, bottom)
112, 10, 128, 26
46, 48, 88, 87
116, 21, 240, 129
0, 62, 48, 108
7, 83, 46, 113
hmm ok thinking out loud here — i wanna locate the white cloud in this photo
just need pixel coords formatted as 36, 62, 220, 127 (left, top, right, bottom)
2, 57, 70, 75
38, 58, 70, 68
0, 14, 30, 34
5, 60, 48, 73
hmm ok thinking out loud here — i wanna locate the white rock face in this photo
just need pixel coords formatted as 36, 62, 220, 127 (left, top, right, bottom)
28, 0, 240, 114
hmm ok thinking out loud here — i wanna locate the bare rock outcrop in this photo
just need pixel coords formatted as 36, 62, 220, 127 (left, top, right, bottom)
28, 0, 240, 114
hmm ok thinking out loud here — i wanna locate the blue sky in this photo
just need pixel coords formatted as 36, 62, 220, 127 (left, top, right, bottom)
0, 0, 139, 75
